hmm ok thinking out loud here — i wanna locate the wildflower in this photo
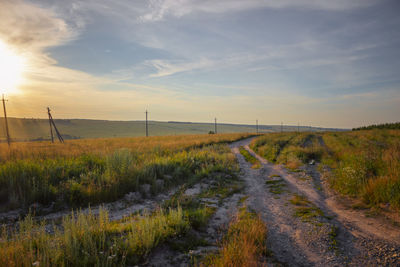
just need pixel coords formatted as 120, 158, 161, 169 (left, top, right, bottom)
32, 261, 40, 266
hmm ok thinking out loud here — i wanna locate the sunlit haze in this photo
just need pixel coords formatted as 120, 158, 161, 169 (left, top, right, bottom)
0, 0, 399, 128
0, 40, 25, 95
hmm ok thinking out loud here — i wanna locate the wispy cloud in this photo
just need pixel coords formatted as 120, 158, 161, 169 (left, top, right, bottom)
0, 0, 79, 51
146, 58, 214, 77
139, 0, 378, 22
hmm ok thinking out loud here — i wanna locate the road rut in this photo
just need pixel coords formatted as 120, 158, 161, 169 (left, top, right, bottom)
231, 138, 400, 266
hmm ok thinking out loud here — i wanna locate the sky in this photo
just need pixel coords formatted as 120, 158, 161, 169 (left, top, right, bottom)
0, 0, 399, 128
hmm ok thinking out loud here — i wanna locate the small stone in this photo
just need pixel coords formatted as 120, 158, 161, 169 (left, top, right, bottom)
164, 174, 173, 180
140, 184, 151, 197
29, 203, 43, 213
124, 192, 141, 202
155, 179, 164, 189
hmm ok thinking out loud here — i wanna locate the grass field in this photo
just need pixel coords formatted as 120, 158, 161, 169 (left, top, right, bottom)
0, 133, 251, 211
251, 130, 400, 209
0, 117, 343, 141
0, 132, 270, 266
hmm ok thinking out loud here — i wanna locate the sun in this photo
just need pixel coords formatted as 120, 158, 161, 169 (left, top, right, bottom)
0, 40, 26, 95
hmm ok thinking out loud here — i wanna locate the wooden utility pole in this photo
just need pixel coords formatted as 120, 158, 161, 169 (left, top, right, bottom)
47, 107, 64, 143
298, 122, 300, 133
256, 120, 258, 134
281, 122, 283, 133
2, 94, 10, 146
214, 118, 217, 134
47, 107, 54, 143
145, 110, 148, 137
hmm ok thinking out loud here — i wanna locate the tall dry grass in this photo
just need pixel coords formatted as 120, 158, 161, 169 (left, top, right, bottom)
204, 207, 267, 267
0, 133, 251, 162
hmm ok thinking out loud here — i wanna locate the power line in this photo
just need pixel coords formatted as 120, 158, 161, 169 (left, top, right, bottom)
47, 107, 64, 143
256, 119, 258, 134
47, 107, 54, 143
145, 110, 148, 137
2, 94, 11, 146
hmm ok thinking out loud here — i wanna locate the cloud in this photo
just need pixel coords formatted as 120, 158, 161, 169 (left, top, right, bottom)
0, 0, 78, 51
139, 0, 378, 22
146, 58, 214, 77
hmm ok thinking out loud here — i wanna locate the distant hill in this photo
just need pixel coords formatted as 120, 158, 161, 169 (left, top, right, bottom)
0, 117, 346, 142
352, 122, 400, 131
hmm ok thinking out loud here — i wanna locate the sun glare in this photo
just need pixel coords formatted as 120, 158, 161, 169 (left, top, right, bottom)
0, 40, 25, 95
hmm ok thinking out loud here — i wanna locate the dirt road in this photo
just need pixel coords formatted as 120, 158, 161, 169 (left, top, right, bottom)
230, 138, 400, 266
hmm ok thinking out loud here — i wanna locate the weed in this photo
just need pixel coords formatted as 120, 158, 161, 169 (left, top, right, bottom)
186, 206, 216, 230
328, 226, 339, 252
290, 194, 325, 223
290, 194, 311, 206
266, 179, 286, 194
238, 196, 249, 204
294, 206, 324, 222
269, 174, 281, 178
167, 231, 209, 253
239, 146, 261, 169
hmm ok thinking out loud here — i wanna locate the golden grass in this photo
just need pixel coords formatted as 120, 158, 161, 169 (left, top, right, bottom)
0, 133, 252, 162
204, 207, 267, 267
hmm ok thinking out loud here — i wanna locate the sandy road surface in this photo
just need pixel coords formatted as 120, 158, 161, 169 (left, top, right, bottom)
230, 138, 400, 266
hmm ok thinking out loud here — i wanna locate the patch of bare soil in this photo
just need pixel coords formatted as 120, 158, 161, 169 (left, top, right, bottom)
230, 138, 400, 266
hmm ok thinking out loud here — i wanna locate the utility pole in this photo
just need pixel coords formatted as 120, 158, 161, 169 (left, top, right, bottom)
214, 118, 217, 134
281, 122, 283, 133
298, 122, 300, 133
47, 107, 54, 143
256, 120, 258, 134
47, 107, 64, 143
2, 94, 10, 146
145, 110, 148, 137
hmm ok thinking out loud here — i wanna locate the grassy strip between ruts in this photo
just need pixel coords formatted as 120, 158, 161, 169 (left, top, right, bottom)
202, 206, 267, 267
239, 146, 261, 169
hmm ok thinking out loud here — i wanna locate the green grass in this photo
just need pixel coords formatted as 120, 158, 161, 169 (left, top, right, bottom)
328, 226, 339, 252
290, 194, 325, 223
252, 130, 400, 210
269, 174, 281, 178
0, 135, 244, 212
0, 207, 191, 266
290, 194, 311, 206
239, 146, 261, 169
265, 179, 286, 195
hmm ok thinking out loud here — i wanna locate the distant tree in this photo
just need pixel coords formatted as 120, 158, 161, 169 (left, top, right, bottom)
208, 131, 215, 134
352, 122, 400, 131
